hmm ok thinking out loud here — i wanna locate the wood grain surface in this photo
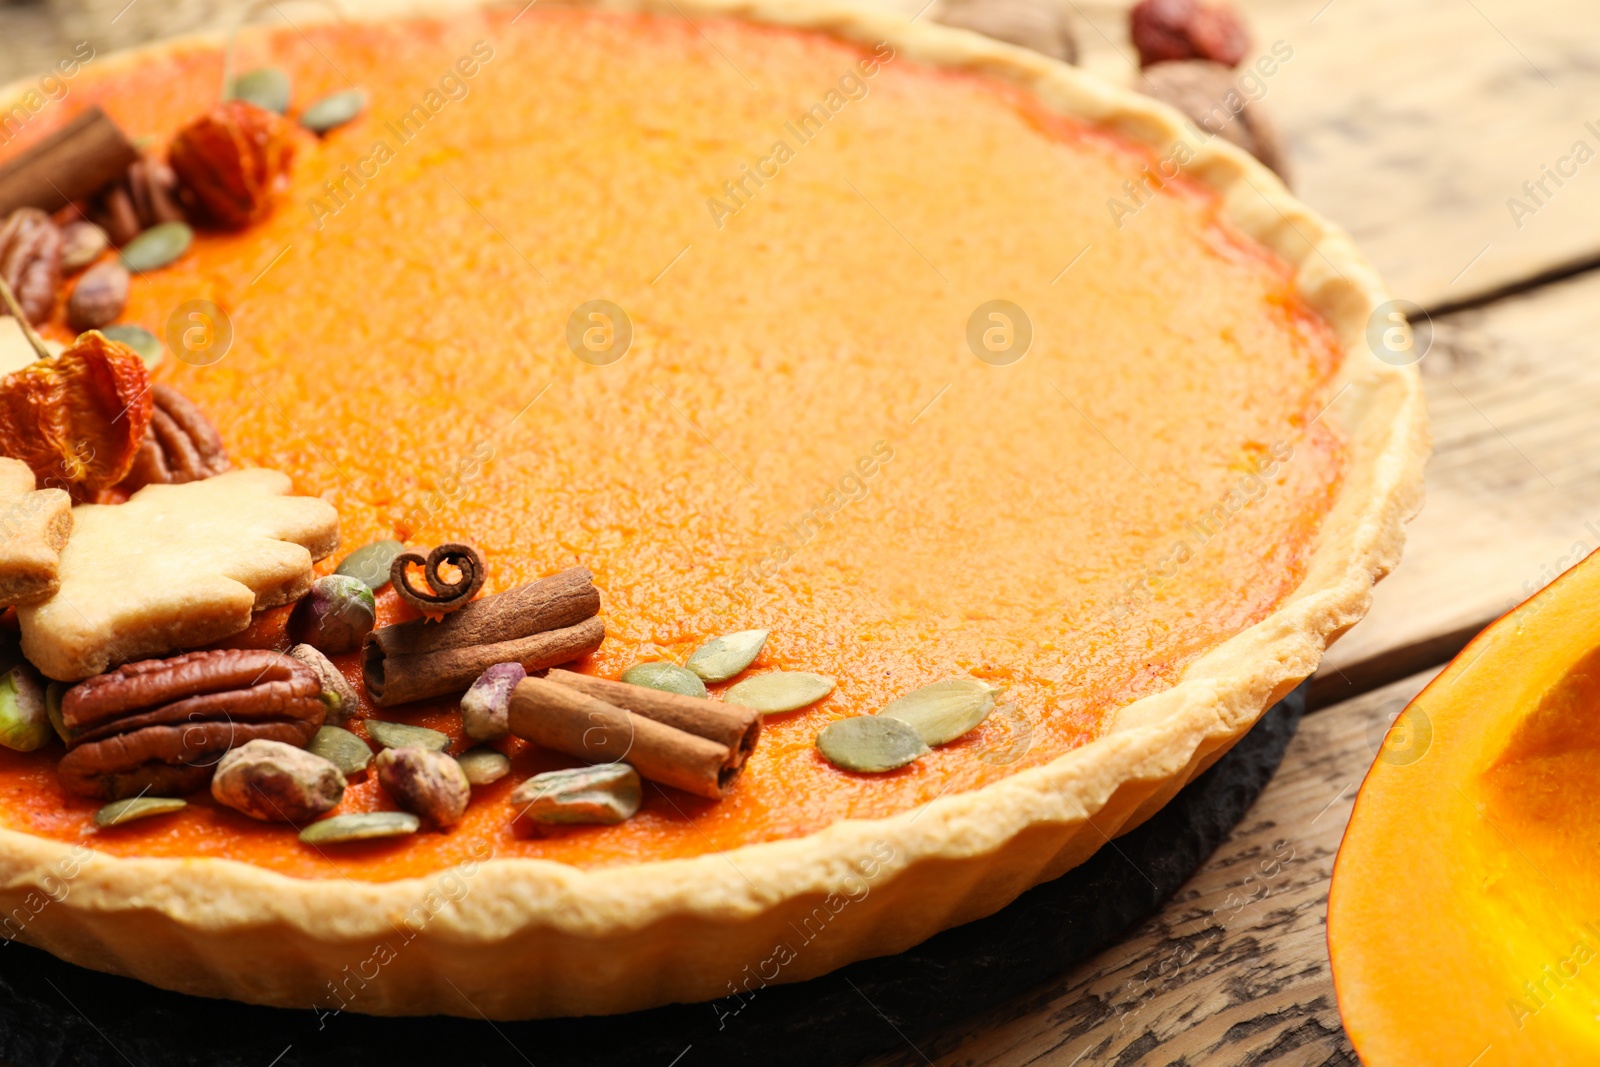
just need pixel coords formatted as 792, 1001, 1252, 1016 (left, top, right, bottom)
1040, 0, 1600, 310
1313, 269, 1600, 706
865, 669, 1439, 1067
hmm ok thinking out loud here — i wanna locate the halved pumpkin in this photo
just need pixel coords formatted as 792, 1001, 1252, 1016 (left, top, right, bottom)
1330, 549, 1600, 1064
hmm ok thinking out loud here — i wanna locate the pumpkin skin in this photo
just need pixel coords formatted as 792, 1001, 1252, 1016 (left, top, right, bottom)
1330, 549, 1600, 1064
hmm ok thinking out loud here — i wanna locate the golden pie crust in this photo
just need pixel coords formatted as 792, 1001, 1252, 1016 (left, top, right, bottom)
0, 0, 1427, 1017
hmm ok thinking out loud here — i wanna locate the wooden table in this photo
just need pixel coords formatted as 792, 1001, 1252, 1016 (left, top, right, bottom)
3, 0, 1597, 1062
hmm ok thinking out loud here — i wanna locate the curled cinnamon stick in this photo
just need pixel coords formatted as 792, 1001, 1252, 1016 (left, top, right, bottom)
508, 676, 746, 799
0, 107, 139, 217
546, 668, 760, 767
362, 566, 602, 705
390, 542, 486, 615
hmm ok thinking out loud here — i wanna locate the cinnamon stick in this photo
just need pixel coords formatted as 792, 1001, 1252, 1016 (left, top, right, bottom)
508, 677, 745, 799
0, 107, 139, 218
368, 566, 598, 656
362, 567, 604, 706
365, 615, 604, 707
545, 668, 760, 766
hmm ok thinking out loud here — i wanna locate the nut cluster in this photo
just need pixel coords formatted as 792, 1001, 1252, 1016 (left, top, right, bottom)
56, 649, 326, 800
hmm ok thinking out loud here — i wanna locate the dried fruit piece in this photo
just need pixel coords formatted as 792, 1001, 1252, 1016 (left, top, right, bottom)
94, 796, 186, 826
880, 678, 997, 746
375, 745, 470, 828
300, 89, 368, 134
212, 738, 346, 822
289, 574, 375, 654
0, 208, 61, 324
307, 724, 372, 778
1130, 0, 1250, 68
816, 716, 928, 773
724, 671, 834, 714
456, 746, 510, 785
365, 719, 450, 752
300, 811, 418, 844
66, 260, 130, 330
461, 661, 525, 742
687, 629, 769, 683
0, 330, 153, 501
511, 763, 641, 826
621, 661, 707, 698
168, 100, 296, 229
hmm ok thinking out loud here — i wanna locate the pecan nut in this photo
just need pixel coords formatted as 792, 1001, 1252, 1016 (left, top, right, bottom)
1130, 0, 1250, 68
1138, 60, 1289, 182
88, 155, 185, 247
56, 649, 325, 800
0, 208, 62, 325
117, 382, 230, 492
168, 101, 296, 230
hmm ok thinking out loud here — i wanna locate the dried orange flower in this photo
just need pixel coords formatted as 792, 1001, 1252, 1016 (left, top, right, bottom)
0, 331, 153, 501
168, 100, 296, 230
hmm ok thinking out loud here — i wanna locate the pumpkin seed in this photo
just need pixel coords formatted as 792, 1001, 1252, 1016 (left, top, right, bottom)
44, 681, 71, 744
725, 671, 835, 714
300, 88, 368, 133
621, 661, 707, 698
456, 746, 510, 786
299, 811, 419, 844
334, 538, 404, 589
98, 324, 163, 368
119, 222, 192, 274
880, 678, 998, 746
227, 67, 291, 114
308, 725, 372, 777
94, 796, 186, 828
816, 715, 928, 773
686, 629, 769, 683
365, 719, 450, 752
510, 763, 641, 825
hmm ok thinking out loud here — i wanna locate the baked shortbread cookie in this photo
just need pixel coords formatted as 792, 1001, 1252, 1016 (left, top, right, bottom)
0, 458, 72, 606
17, 468, 339, 680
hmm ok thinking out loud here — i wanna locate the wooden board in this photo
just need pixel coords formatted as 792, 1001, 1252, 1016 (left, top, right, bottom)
864, 669, 1439, 1067
1313, 268, 1600, 706
1049, 0, 1600, 309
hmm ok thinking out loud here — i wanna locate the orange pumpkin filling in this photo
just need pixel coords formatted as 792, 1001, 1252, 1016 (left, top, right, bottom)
0, 7, 1343, 880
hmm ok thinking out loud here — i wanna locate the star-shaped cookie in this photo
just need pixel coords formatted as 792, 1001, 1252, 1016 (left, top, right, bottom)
18, 468, 339, 680
0, 458, 72, 606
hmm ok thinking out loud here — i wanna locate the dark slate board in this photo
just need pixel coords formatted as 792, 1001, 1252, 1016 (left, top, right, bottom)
0, 685, 1305, 1067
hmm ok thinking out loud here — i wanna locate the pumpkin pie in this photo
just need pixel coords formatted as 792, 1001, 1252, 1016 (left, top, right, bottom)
0, 0, 1425, 1017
